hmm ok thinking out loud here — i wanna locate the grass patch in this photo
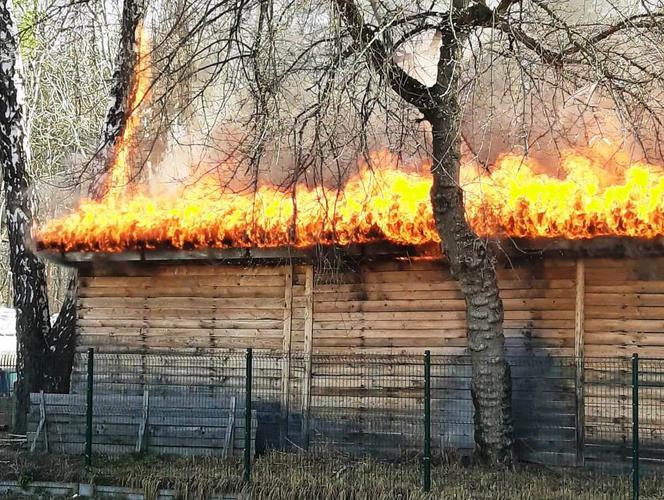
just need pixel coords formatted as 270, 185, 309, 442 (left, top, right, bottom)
0, 449, 661, 499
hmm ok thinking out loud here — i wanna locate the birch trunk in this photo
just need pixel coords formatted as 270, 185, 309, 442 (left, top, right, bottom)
0, 0, 145, 431
0, 0, 52, 432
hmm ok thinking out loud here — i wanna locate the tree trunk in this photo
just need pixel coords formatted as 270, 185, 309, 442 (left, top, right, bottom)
0, 0, 144, 431
88, 0, 145, 200
0, 2, 53, 432
429, 119, 513, 464
44, 279, 77, 393
425, 32, 513, 466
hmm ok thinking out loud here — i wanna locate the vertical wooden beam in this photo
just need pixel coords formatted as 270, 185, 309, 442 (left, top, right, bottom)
301, 265, 314, 445
574, 258, 585, 466
224, 396, 237, 457
280, 264, 294, 418
136, 388, 149, 453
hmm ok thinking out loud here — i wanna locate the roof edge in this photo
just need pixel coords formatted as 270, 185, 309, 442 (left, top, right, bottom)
37, 236, 664, 268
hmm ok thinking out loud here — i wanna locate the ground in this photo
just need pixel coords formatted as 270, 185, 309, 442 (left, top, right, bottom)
0, 447, 661, 499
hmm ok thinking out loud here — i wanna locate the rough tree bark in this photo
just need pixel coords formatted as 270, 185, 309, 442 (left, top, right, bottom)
333, 0, 514, 464
426, 29, 512, 464
0, 0, 53, 432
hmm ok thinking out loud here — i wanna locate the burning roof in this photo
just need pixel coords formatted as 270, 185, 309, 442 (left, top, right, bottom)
33, 27, 664, 256
34, 149, 664, 254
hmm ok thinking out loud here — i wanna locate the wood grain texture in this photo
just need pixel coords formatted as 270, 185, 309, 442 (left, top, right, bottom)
69, 256, 664, 465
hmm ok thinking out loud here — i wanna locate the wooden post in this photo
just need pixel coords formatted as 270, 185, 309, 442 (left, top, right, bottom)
574, 258, 585, 466
224, 396, 237, 457
85, 348, 94, 466
281, 265, 294, 420
423, 351, 431, 492
301, 265, 314, 447
135, 389, 149, 453
30, 391, 47, 453
244, 348, 252, 483
632, 353, 640, 500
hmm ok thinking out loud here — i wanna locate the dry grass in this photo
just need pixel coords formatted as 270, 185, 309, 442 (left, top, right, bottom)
1, 449, 663, 499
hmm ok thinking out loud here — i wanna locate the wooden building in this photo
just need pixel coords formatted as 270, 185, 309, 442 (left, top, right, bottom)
41, 239, 664, 465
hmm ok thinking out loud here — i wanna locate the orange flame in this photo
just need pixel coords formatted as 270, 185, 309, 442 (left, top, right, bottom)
35, 149, 664, 253
105, 25, 152, 201
33, 27, 664, 253
464, 152, 664, 240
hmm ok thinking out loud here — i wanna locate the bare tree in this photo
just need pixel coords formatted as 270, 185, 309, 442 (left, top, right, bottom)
0, 0, 53, 431
331, 0, 517, 464
324, 0, 664, 464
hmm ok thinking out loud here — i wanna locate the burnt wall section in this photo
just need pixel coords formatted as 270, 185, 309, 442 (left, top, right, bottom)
305, 258, 576, 356
582, 257, 664, 469
584, 257, 664, 357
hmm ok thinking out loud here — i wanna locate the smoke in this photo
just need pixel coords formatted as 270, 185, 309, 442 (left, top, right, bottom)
458, 0, 664, 176
125, 0, 664, 202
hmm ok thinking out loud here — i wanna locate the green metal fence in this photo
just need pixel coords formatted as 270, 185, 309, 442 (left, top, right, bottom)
18, 350, 664, 497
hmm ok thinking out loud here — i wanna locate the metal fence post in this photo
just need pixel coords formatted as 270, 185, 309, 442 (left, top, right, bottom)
244, 348, 253, 483
423, 350, 431, 493
632, 353, 639, 500
85, 348, 94, 466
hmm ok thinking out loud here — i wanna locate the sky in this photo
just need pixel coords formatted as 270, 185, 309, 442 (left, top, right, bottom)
0, 308, 17, 353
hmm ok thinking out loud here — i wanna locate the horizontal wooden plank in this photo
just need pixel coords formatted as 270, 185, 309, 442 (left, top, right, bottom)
79, 286, 285, 299
81, 274, 286, 288
313, 288, 573, 303
81, 335, 283, 350
585, 294, 664, 307
29, 393, 249, 409
585, 320, 664, 334
308, 279, 575, 295
313, 298, 574, 314
79, 297, 285, 310
85, 263, 286, 278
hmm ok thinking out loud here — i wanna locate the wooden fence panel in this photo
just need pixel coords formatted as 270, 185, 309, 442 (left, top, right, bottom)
27, 393, 257, 458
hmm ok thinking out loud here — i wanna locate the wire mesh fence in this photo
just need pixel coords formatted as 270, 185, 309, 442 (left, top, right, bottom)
0, 352, 15, 431
639, 358, 664, 474
14, 350, 664, 497
584, 357, 635, 474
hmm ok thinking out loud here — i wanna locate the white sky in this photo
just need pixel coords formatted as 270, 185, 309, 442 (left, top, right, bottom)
0, 308, 16, 353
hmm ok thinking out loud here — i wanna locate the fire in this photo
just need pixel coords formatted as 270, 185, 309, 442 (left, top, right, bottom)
35, 150, 664, 253
33, 25, 664, 253
35, 159, 438, 252
105, 24, 152, 201
464, 152, 664, 240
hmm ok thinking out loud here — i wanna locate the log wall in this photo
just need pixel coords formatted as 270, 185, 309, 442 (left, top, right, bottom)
77, 264, 289, 353
75, 257, 584, 358
73, 255, 664, 465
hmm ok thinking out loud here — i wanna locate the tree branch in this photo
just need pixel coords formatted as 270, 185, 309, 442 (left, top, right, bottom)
333, 0, 437, 109
497, 10, 664, 66
87, 0, 145, 200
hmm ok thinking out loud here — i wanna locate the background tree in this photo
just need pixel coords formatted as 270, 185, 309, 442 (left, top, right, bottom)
0, 0, 53, 432
328, 0, 664, 464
